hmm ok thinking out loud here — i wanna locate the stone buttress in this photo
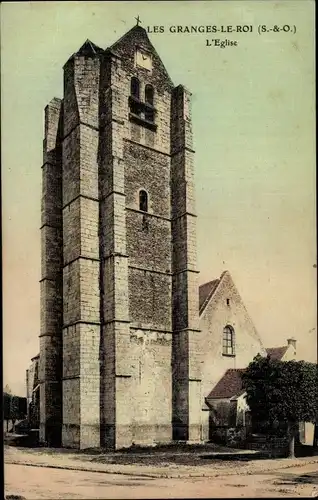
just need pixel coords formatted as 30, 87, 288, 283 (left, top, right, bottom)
171, 85, 201, 442
39, 98, 63, 446
61, 41, 102, 448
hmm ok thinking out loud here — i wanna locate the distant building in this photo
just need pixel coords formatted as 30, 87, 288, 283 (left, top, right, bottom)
205, 340, 297, 420
198, 270, 267, 441
204, 337, 314, 446
266, 338, 297, 362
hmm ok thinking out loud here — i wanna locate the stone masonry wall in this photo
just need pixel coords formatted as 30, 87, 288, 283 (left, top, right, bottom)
62, 51, 100, 449
99, 51, 131, 450
119, 29, 174, 445
98, 25, 178, 449
39, 98, 63, 446
124, 141, 172, 332
129, 332, 172, 445
170, 85, 201, 442
41, 27, 202, 450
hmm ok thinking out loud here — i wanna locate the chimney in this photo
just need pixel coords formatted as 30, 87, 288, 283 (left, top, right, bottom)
287, 337, 297, 350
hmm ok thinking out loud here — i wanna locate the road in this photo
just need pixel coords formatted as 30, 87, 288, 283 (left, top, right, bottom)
5, 462, 318, 499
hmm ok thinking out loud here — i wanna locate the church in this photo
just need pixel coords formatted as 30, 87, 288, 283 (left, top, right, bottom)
35, 24, 273, 450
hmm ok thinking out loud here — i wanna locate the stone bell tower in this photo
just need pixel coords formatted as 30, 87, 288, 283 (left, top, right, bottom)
39, 25, 202, 450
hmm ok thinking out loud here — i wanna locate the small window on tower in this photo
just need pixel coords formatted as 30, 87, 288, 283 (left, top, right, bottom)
145, 85, 154, 106
128, 78, 157, 132
139, 190, 148, 212
130, 77, 141, 116
130, 77, 140, 99
145, 84, 155, 122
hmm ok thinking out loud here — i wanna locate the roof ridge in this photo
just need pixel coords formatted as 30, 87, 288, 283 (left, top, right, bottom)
266, 345, 288, 360
199, 273, 226, 315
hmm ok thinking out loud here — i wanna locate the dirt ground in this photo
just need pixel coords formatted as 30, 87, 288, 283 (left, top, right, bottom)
4, 444, 318, 499
5, 461, 318, 499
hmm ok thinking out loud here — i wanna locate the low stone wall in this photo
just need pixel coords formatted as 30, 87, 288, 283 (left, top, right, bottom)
248, 434, 289, 457
210, 427, 289, 456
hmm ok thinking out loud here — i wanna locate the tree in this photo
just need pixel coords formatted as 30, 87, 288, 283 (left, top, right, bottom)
3, 393, 28, 433
4, 392, 11, 432
10, 396, 20, 432
241, 355, 317, 458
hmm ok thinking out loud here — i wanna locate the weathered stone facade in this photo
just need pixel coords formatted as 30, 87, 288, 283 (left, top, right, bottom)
199, 271, 267, 441
39, 26, 201, 449
39, 26, 270, 451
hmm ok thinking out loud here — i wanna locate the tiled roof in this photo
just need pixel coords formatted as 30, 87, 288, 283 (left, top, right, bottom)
199, 279, 220, 313
266, 346, 288, 360
206, 369, 246, 400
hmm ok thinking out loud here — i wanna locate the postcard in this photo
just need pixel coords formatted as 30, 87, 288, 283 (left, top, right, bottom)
2, 1, 316, 498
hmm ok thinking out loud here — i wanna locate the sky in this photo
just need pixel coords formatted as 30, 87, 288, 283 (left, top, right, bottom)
1, 1, 316, 396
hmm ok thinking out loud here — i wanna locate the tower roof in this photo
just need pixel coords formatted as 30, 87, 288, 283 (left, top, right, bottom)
76, 39, 104, 56
64, 25, 174, 89
64, 39, 104, 67
109, 25, 149, 51
108, 25, 174, 88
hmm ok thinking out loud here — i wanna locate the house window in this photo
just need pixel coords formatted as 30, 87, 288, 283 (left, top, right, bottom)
223, 325, 235, 356
139, 190, 148, 212
144, 84, 155, 122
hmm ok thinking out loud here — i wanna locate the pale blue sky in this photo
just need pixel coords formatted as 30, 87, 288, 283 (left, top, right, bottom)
1, 1, 316, 396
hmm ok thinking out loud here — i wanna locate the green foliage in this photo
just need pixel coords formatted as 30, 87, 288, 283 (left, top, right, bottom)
10, 396, 20, 421
3, 393, 27, 421
241, 355, 317, 431
3, 392, 11, 420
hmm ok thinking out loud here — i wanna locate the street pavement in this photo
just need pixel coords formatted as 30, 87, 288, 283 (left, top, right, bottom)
4, 445, 318, 499
5, 461, 318, 499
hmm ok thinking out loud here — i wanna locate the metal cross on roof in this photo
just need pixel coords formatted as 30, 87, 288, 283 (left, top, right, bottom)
135, 15, 141, 26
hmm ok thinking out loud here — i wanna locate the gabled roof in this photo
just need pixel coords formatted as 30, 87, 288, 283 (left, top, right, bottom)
199, 278, 221, 314
206, 369, 246, 400
266, 346, 288, 360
